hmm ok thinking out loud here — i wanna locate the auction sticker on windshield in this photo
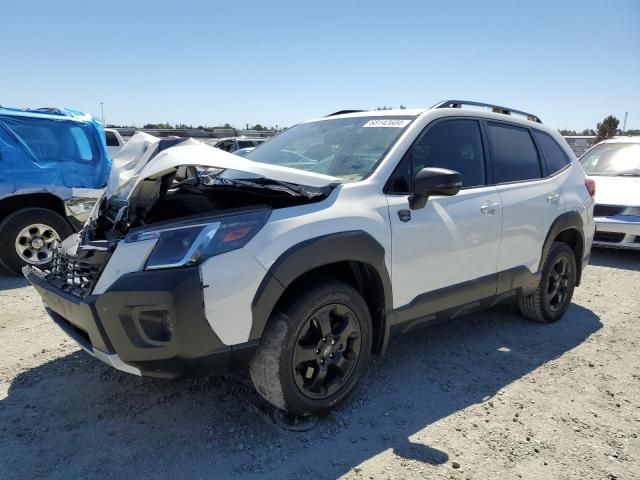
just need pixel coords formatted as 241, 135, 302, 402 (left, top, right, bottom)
362, 119, 411, 128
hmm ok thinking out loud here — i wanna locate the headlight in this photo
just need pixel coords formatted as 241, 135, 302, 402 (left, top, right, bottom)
125, 209, 270, 270
621, 206, 640, 216
66, 197, 99, 219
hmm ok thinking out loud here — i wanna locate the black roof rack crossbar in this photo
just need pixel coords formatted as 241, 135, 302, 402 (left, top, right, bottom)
325, 110, 366, 117
431, 100, 542, 124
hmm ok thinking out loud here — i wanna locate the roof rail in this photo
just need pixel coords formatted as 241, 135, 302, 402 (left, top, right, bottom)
326, 110, 366, 117
431, 100, 542, 124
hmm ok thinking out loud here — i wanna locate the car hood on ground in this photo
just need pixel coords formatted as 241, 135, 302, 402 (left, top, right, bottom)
107, 133, 342, 202
588, 175, 640, 207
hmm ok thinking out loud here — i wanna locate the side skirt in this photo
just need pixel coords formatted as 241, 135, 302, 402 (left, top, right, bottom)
388, 266, 540, 336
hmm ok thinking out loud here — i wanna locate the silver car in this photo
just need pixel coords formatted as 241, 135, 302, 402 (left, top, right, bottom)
579, 136, 640, 249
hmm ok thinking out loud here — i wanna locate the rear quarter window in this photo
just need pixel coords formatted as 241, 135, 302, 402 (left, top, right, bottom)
487, 123, 542, 183
533, 130, 571, 174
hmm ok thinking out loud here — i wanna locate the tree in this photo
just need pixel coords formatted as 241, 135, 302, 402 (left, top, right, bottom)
143, 122, 173, 129
581, 128, 596, 136
559, 129, 577, 135
596, 115, 620, 141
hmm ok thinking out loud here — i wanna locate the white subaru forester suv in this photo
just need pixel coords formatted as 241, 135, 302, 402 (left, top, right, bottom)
25, 100, 595, 415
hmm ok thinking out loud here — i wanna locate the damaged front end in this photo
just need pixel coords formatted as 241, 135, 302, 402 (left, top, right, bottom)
42, 134, 340, 294
23, 134, 341, 378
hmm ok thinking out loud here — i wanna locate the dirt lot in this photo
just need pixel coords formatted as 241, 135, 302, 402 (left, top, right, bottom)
0, 249, 638, 480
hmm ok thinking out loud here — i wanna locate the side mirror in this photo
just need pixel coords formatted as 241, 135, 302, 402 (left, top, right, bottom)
409, 167, 462, 210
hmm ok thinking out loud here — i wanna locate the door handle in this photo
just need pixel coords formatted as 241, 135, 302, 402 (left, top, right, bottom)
547, 193, 560, 204
480, 202, 499, 215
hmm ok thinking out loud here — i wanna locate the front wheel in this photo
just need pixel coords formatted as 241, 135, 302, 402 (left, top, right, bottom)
0, 208, 73, 275
519, 242, 577, 323
250, 280, 372, 416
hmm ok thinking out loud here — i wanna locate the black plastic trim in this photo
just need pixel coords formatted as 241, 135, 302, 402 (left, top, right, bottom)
390, 272, 497, 326
540, 211, 585, 285
27, 267, 257, 379
29, 270, 113, 352
388, 265, 540, 334
250, 231, 393, 345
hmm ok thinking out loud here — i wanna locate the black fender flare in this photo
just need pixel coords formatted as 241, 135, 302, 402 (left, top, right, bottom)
249, 231, 393, 352
540, 211, 585, 284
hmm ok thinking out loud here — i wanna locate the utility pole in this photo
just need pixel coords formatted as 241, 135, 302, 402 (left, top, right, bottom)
622, 112, 628, 133
100, 102, 105, 125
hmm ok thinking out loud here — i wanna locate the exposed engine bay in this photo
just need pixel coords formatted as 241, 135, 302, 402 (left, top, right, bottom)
86, 165, 332, 242
48, 135, 339, 297
80, 133, 340, 244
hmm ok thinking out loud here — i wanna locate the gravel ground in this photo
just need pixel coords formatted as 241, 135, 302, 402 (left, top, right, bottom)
0, 249, 638, 480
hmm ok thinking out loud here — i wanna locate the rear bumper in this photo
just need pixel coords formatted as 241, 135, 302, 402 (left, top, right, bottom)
26, 266, 256, 378
593, 216, 640, 250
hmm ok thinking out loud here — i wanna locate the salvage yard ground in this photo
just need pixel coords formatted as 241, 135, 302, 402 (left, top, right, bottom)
0, 249, 638, 480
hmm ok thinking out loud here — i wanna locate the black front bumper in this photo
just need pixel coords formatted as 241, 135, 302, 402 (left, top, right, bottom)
27, 267, 256, 378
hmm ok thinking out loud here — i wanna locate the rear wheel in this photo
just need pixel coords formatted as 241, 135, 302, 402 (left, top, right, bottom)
250, 280, 372, 415
519, 242, 576, 323
0, 208, 72, 275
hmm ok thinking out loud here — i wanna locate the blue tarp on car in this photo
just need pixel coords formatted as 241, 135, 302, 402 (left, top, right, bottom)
0, 107, 111, 191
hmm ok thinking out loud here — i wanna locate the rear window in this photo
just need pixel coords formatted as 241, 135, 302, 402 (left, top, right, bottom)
488, 123, 542, 183
533, 130, 571, 174
105, 130, 120, 147
238, 140, 256, 149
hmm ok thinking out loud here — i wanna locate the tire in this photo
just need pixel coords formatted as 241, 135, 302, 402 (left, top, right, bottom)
0, 208, 73, 275
250, 280, 373, 416
519, 242, 577, 323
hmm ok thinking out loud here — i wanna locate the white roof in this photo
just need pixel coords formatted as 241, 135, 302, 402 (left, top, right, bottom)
599, 136, 640, 144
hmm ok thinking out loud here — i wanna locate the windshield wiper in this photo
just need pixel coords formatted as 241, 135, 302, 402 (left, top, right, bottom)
616, 172, 640, 177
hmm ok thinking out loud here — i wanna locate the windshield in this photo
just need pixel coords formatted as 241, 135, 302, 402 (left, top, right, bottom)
579, 142, 640, 176
246, 116, 415, 182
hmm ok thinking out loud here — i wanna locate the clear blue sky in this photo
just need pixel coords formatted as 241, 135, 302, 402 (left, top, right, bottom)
2, 0, 639, 131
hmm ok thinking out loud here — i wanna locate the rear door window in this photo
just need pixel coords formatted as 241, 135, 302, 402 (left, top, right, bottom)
487, 123, 542, 183
532, 130, 571, 174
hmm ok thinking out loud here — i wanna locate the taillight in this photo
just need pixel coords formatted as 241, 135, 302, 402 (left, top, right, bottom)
585, 179, 596, 197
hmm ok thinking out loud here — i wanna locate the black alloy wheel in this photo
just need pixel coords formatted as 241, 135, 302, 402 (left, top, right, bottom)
545, 256, 572, 313
250, 280, 372, 415
292, 303, 362, 399
518, 241, 577, 323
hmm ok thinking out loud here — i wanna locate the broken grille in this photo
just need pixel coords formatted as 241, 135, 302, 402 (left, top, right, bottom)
46, 252, 103, 298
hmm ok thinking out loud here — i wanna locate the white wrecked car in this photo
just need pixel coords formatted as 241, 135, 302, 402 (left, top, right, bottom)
25, 102, 594, 415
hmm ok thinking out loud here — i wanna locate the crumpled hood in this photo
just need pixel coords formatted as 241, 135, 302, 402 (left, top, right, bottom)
107, 133, 342, 202
589, 175, 640, 207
